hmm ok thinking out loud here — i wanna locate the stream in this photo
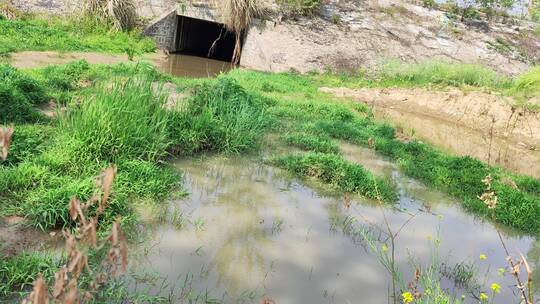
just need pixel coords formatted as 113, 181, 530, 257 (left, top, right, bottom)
127, 144, 539, 303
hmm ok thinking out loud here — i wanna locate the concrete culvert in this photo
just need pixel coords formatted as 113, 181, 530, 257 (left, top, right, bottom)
175, 15, 240, 62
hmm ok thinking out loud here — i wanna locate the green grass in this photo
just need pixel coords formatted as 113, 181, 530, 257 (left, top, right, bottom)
62, 79, 171, 163
168, 76, 273, 155
274, 153, 397, 202
2, 61, 540, 300
219, 68, 540, 234
309, 61, 540, 108
0, 251, 60, 296
276, 0, 322, 16
0, 16, 155, 56
282, 132, 340, 154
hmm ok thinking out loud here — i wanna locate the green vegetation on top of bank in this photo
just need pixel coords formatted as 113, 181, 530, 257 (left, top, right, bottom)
0, 16, 155, 56
311, 61, 540, 109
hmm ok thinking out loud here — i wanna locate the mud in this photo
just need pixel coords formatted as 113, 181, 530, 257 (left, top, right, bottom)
9, 51, 231, 77
321, 86, 540, 178
0, 216, 59, 257
127, 150, 538, 303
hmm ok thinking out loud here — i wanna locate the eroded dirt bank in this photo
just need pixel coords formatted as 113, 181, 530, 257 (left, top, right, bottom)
321, 87, 540, 177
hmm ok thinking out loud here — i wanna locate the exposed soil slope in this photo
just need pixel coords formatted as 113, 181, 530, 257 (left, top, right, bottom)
321, 86, 540, 177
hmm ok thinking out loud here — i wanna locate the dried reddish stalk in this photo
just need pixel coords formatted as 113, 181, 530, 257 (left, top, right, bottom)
0, 126, 14, 161
22, 166, 127, 304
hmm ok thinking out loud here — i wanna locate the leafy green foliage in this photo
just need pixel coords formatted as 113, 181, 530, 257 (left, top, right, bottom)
274, 153, 397, 202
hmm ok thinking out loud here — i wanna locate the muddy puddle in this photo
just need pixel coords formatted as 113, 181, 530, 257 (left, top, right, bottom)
373, 107, 540, 178
9, 51, 230, 77
127, 145, 539, 303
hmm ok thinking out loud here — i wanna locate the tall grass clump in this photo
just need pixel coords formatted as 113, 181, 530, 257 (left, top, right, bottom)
512, 66, 540, 99
379, 61, 511, 88
214, 0, 263, 64
274, 153, 397, 202
0, 75, 179, 230
282, 132, 340, 154
81, 0, 137, 31
169, 77, 272, 155
61, 78, 171, 163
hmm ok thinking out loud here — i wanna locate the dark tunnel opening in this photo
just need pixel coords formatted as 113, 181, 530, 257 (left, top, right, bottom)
174, 15, 242, 62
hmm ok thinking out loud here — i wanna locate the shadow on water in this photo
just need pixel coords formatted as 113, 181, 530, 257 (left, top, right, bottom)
128, 145, 540, 303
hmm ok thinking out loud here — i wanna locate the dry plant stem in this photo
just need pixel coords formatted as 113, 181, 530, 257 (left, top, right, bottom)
0, 126, 14, 161
22, 166, 127, 304
374, 184, 398, 304
496, 230, 530, 304
481, 174, 532, 304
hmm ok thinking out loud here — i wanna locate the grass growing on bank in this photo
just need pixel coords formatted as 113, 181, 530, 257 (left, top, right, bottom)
310, 61, 540, 108
0, 15, 155, 56
221, 68, 540, 234
274, 153, 397, 202
3, 60, 540, 299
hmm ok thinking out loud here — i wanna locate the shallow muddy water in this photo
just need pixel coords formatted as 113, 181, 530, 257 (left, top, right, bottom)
10, 51, 231, 77
373, 107, 540, 178
128, 145, 540, 303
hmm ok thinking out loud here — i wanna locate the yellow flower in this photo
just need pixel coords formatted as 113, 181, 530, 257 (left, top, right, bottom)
479, 254, 487, 260
479, 292, 488, 301
490, 283, 501, 294
402, 291, 414, 304
497, 268, 505, 276
382, 244, 388, 252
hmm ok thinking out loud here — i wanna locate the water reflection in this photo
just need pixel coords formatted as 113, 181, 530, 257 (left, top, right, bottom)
129, 150, 539, 303
153, 54, 232, 78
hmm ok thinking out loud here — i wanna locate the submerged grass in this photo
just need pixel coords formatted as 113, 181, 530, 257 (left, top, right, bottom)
282, 132, 340, 154
274, 153, 397, 202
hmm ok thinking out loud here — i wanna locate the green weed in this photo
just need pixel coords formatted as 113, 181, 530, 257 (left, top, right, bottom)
274, 153, 397, 202
377, 61, 510, 88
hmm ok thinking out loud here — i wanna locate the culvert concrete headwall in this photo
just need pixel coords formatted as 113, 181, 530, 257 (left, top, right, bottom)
144, 4, 253, 65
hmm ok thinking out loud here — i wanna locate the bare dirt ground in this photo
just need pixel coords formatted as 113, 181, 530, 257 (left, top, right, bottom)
321, 86, 540, 177
8, 51, 164, 69
0, 216, 59, 257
